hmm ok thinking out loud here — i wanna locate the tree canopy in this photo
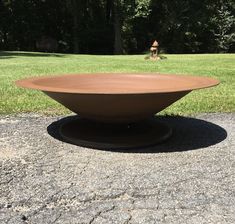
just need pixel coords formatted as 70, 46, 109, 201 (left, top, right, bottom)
0, 0, 234, 54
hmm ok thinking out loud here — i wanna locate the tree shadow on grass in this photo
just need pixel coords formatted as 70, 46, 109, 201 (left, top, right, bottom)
0, 51, 65, 58
47, 115, 227, 153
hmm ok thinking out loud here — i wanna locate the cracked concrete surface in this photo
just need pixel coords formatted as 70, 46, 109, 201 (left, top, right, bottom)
0, 113, 234, 224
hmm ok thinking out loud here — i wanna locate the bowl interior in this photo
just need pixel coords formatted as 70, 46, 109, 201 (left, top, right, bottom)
16, 73, 219, 94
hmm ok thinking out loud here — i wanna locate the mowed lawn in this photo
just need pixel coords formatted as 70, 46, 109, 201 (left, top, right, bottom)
0, 51, 234, 115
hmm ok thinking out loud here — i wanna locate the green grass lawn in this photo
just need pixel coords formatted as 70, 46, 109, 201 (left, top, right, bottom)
0, 51, 234, 116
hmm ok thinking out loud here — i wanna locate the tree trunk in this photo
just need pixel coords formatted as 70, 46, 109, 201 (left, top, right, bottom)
67, 0, 79, 53
3, 31, 7, 49
73, 11, 79, 53
113, 0, 123, 54
106, 0, 112, 24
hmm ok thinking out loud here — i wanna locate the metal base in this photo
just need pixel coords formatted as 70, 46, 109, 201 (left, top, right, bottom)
59, 118, 172, 150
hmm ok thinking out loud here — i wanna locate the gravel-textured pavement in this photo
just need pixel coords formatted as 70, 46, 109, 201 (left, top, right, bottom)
0, 113, 234, 224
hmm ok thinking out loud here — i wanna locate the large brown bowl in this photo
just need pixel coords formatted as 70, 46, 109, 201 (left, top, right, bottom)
16, 73, 219, 123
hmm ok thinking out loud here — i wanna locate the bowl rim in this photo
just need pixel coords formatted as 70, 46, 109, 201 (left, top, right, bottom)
15, 73, 220, 94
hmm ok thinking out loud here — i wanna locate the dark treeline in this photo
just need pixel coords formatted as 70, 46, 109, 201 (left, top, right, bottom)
0, 0, 235, 54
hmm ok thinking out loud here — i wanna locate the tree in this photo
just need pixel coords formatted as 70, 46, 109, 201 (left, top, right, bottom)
113, 0, 123, 54
0, 0, 235, 54
66, 0, 80, 53
211, 4, 235, 52
112, 0, 151, 54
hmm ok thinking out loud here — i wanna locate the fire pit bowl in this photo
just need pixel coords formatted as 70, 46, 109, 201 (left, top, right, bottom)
16, 73, 219, 149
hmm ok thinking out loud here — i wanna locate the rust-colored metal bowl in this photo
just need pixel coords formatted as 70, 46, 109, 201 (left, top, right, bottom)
16, 73, 219, 123
16, 73, 219, 149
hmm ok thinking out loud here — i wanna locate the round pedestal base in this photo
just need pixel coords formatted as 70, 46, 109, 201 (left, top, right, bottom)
59, 118, 172, 149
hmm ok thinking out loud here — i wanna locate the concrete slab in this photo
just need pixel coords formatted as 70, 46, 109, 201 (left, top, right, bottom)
0, 113, 234, 223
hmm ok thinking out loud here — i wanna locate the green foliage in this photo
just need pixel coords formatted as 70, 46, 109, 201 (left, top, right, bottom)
130, 0, 151, 18
0, 0, 235, 53
211, 5, 235, 52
